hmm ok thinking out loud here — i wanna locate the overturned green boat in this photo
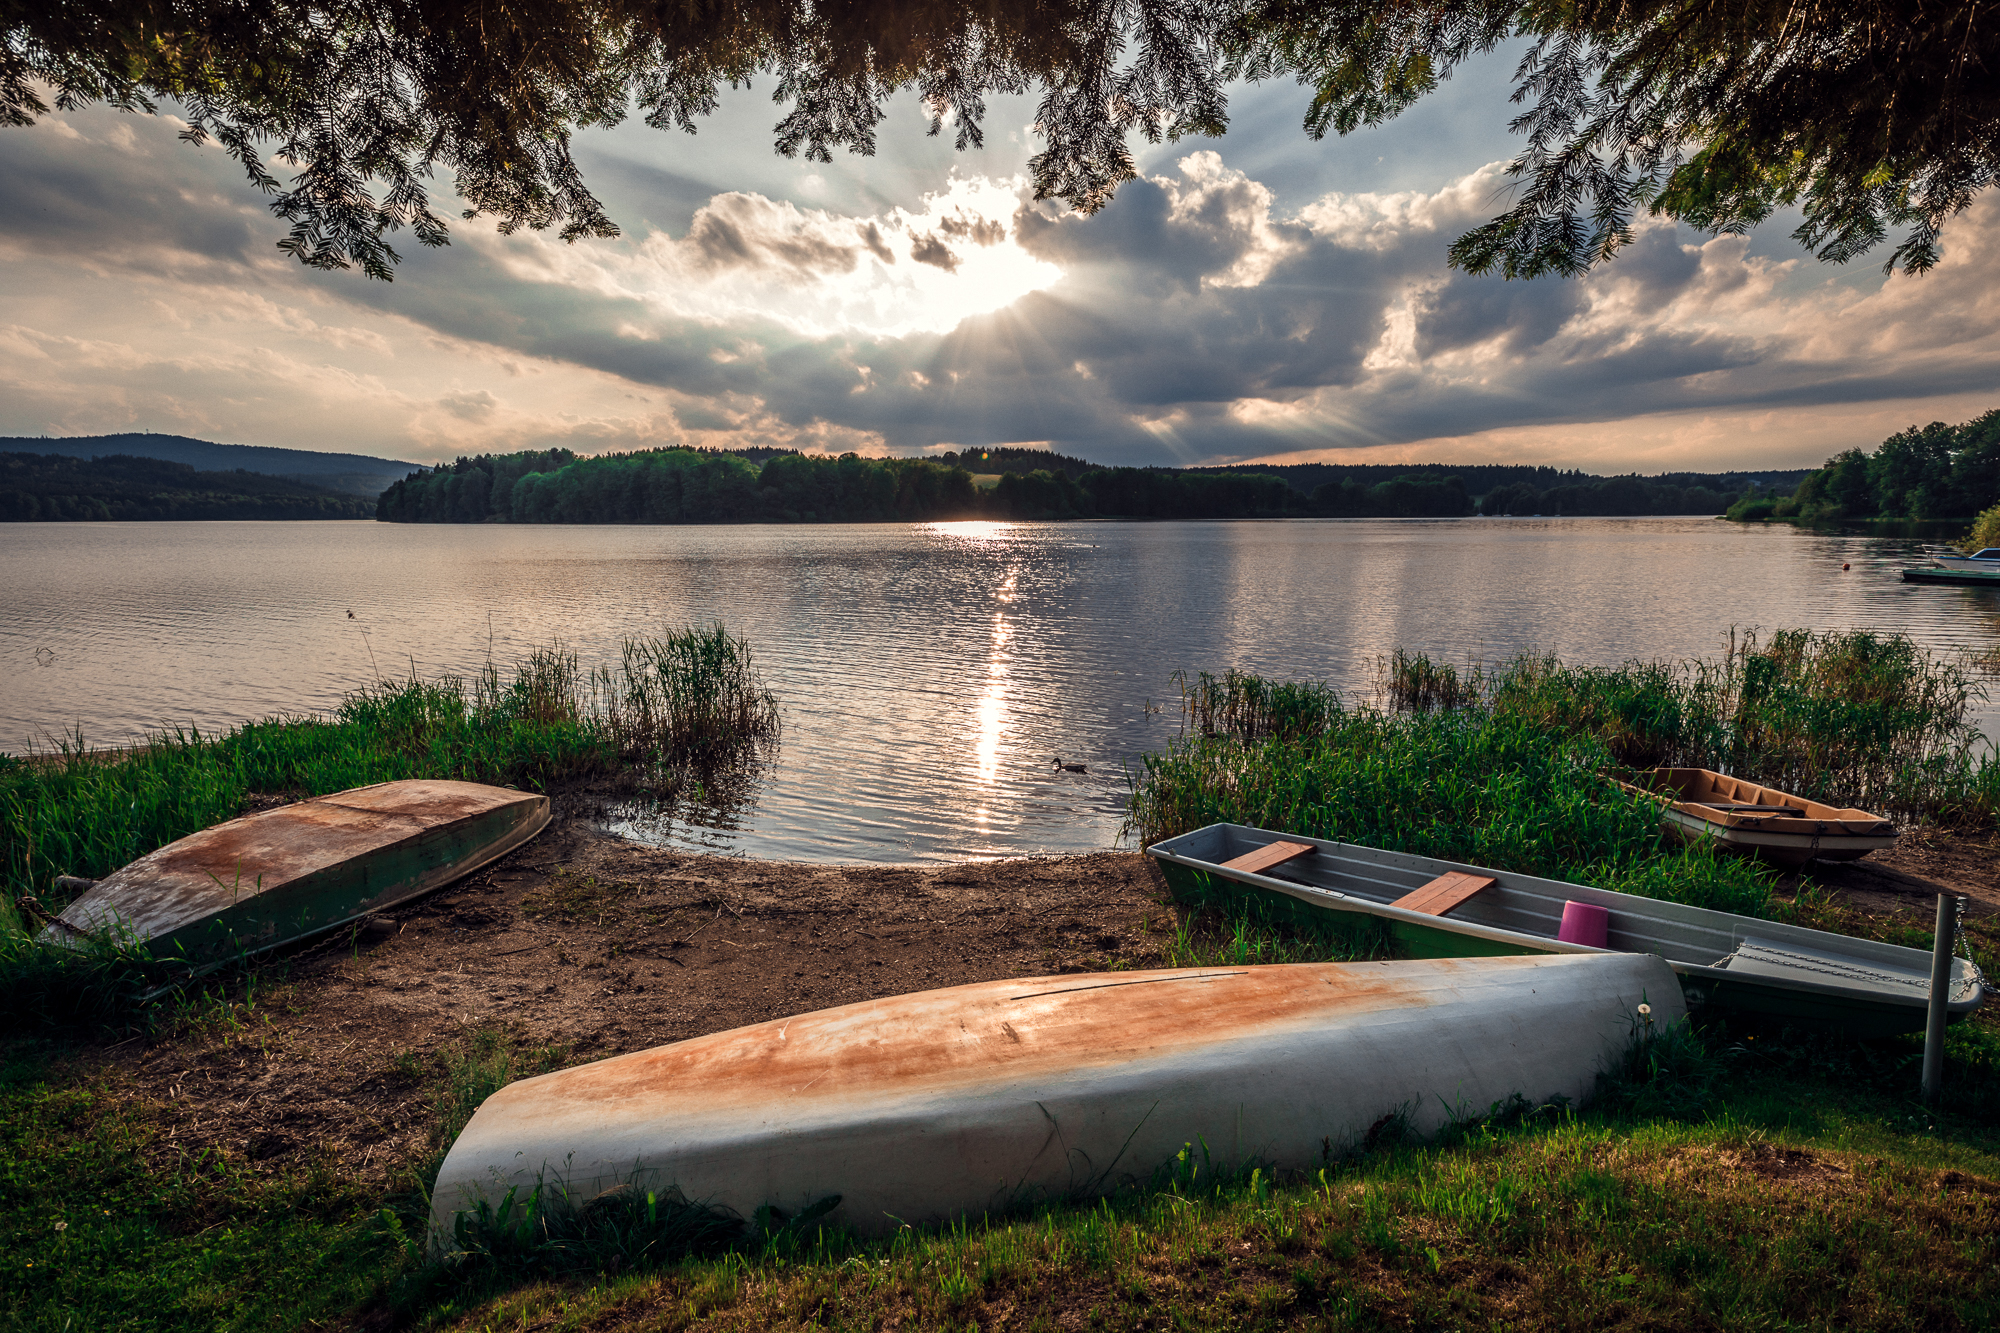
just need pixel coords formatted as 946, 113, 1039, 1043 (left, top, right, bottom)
42, 779, 549, 969
1147, 823, 1990, 1038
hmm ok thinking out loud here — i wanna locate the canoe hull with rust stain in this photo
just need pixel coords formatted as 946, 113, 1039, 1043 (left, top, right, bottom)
1613, 768, 1898, 865
428, 954, 1679, 1241
44, 779, 549, 967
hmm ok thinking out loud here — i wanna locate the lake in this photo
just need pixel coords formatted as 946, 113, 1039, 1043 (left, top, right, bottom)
4, 518, 1997, 862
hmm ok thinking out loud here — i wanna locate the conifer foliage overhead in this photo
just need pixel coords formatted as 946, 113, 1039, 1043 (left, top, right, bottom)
5, 0, 1995, 279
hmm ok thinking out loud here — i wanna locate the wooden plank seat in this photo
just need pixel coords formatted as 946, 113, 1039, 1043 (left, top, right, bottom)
1392, 870, 1497, 917
1219, 840, 1317, 876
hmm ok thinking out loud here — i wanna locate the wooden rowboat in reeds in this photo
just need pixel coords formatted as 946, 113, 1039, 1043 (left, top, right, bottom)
1610, 767, 1898, 866
41, 779, 549, 970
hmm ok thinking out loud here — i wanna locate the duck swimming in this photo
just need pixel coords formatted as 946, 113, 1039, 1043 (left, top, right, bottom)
1052, 757, 1087, 774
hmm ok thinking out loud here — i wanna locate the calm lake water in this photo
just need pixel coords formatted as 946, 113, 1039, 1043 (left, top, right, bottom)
5, 518, 1998, 862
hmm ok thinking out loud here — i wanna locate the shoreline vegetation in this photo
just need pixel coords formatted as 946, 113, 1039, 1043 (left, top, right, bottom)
4, 630, 1999, 1329
1726, 407, 2000, 540
0, 452, 380, 521
374, 446, 1785, 525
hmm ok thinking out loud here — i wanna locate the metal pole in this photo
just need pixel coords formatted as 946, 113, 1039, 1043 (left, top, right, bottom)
1922, 894, 1958, 1108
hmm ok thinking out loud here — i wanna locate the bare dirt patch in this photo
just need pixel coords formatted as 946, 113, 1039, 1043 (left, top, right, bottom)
1803, 827, 2000, 921
84, 824, 1176, 1187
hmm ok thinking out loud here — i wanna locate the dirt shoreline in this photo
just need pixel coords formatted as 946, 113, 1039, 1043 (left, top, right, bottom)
38, 819, 2000, 1192
88, 825, 1180, 1188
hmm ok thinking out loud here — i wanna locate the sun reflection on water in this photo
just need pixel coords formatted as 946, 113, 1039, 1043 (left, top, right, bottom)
926, 520, 1014, 541
972, 571, 1020, 789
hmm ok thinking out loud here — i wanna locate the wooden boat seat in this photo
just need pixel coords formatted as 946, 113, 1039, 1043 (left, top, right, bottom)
1392, 870, 1497, 917
1219, 840, 1316, 875
1695, 803, 1804, 816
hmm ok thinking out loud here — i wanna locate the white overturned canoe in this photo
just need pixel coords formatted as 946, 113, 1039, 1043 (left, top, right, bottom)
431, 953, 1680, 1241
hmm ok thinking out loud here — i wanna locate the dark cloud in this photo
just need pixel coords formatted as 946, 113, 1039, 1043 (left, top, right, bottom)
909, 232, 959, 272
1414, 273, 1581, 357
684, 194, 865, 277
938, 212, 1006, 245
859, 223, 895, 264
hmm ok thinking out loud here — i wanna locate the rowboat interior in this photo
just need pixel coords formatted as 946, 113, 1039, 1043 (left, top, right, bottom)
1146, 822, 1984, 1036
1609, 767, 1897, 864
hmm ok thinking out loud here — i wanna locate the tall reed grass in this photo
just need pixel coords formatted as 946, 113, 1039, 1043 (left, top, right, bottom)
1133, 630, 2000, 922
1390, 629, 1998, 824
0, 624, 778, 1028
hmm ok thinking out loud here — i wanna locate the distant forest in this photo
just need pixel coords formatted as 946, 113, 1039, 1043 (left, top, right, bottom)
1728, 408, 2000, 523
0, 433, 416, 496
0, 453, 376, 521
376, 446, 1775, 524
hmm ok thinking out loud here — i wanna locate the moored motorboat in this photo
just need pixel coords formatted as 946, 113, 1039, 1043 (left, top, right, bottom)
1145, 823, 1987, 1037
1923, 545, 2000, 571
41, 779, 549, 968
1610, 767, 1898, 865
429, 954, 1678, 1241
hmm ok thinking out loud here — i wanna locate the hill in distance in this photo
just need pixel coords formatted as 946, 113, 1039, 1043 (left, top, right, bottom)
0, 434, 423, 497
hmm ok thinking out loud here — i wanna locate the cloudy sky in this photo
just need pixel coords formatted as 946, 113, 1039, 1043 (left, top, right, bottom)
5, 51, 1999, 473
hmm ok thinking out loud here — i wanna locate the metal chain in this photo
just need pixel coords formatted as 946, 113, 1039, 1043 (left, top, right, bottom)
1715, 939, 1982, 1003
1952, 895, 2000, 999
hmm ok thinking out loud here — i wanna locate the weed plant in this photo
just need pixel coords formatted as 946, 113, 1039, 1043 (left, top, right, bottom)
1175, 630, 1997, 826
591, 625, 781, 767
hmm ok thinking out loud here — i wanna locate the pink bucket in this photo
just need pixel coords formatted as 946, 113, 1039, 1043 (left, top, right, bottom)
1557, 900, 1609, 948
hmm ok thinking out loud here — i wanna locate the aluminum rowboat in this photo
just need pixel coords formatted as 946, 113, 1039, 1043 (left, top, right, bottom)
43, 779, 549, 968
1147, 823, 1987, 1037
430, 954, 1679, 1242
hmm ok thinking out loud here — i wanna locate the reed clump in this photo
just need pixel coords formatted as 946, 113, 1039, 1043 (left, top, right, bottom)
592, 625, 781, 767
1390, 630, 1995, 825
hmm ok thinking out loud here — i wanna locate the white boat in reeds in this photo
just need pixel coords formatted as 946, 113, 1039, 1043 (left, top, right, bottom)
1609, 768, 1898, 865
430, 954, 1677, 1241
1146, 823, 1988, 1038
41, 780, 549, 969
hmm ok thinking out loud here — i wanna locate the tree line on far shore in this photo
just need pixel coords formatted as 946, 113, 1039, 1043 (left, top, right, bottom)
1727, 409, 2000, 526
375, 448, 1766, 525
0, 452, 376, 521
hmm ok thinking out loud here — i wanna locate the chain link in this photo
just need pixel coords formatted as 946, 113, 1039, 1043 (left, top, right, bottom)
1952, 894, 2000, 999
